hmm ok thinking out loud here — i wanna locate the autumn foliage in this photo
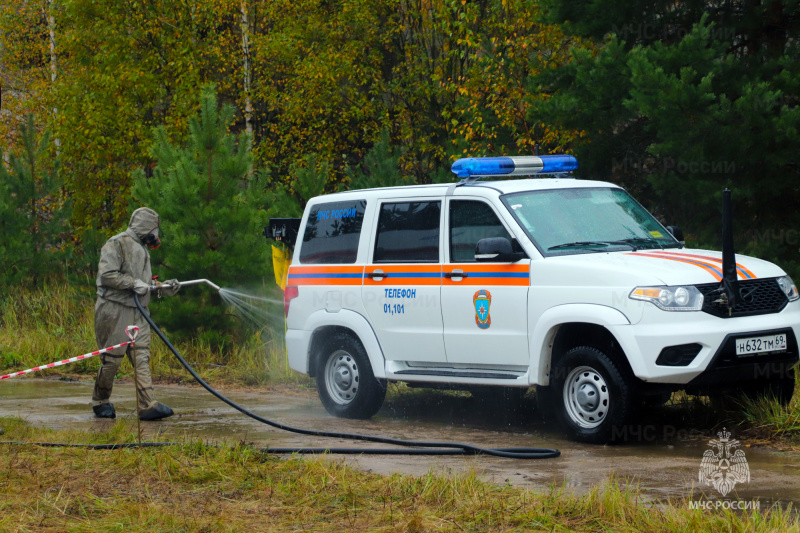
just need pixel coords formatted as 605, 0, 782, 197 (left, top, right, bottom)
1, 0, 576, 239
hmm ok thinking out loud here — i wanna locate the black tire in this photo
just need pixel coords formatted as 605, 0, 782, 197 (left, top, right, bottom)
551, 346, 635, 444
316, 332, 386, 419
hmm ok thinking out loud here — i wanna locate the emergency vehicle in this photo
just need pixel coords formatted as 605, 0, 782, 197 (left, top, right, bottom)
277, 155, 800, 443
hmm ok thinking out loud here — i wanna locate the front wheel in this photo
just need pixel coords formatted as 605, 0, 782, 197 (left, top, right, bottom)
552, 346, 634, 444
316, 333, 386, 419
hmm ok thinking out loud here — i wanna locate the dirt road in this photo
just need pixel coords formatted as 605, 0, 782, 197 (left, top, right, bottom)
2, 378, 799, 508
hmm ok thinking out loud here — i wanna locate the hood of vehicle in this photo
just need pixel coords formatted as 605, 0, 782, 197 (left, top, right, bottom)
534, 248, 786, 287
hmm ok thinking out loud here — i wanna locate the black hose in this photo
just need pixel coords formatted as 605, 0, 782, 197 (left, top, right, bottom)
134, 294, 559, 459
0, 442, 546, 456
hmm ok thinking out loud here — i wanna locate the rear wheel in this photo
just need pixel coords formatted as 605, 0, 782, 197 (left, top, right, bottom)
316, 332, 386, 419
552, 346, 634, 443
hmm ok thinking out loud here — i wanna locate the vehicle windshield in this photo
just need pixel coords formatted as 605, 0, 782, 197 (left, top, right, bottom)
501, 187, 680, 256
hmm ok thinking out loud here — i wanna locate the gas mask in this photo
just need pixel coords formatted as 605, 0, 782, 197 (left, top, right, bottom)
142, 227, 161, 249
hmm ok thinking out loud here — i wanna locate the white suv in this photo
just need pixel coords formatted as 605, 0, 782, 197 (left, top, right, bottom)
281, 155, 800, 443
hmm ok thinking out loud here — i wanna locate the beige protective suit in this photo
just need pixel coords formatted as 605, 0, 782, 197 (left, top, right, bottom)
92, 207, 176, 412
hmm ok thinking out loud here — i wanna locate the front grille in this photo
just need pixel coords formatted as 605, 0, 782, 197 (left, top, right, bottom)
696, 278, 788, 318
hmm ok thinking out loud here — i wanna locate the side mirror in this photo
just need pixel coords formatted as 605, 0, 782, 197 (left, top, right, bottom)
475, 237, 526, 263
666, 225, 684, 242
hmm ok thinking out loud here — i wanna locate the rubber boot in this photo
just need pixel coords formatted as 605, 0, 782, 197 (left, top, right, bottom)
93, 403, 116, 419
139, 402, 174, 421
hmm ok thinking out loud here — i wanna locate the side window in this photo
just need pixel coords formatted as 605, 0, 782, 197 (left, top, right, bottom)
299, 200, 366, 264
374, 201, 441, 263
449, 200, 513, 262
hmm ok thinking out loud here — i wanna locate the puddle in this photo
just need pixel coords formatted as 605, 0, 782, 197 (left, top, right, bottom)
1, 378, 799, 509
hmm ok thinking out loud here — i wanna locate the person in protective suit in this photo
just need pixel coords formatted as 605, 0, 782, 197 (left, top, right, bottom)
92, 207, 180, 420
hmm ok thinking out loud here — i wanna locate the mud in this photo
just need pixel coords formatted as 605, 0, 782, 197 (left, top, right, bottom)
2, 378, 800, 508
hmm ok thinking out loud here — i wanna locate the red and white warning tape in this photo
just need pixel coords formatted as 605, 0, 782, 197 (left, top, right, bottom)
0, 339, 135, 381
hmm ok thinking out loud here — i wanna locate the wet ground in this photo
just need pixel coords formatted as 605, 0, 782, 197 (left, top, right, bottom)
2, 378, 800, 508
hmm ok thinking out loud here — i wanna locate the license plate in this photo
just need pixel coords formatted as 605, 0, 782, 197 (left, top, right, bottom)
735, 333, 788, 357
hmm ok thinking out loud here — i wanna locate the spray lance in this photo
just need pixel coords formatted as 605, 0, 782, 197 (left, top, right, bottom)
149, 277, 221, 298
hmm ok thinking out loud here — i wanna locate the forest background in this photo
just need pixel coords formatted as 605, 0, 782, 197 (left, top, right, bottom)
2, 0, 800, 354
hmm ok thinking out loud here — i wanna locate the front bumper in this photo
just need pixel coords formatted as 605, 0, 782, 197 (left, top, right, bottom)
686, 327, 798, 389
608, 302, 800, 384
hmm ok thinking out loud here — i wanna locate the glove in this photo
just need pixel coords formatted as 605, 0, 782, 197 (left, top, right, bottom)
162, 279, 181, 297
133, 279, 151, 295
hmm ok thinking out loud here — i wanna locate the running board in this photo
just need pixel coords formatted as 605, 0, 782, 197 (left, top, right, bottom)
393, 369, 520, 380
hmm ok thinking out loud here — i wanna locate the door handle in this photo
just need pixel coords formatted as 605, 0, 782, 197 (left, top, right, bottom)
366, 271, 387, 279
444, 271, 468, 278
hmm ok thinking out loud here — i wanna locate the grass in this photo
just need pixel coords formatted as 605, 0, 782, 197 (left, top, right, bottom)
0, 416, 798, 532
0, 282, 312, 388
736, 393, 800, 442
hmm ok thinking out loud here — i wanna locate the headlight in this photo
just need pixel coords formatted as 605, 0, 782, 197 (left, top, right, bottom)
777, 276, 799, 301
629, 286, 704, 311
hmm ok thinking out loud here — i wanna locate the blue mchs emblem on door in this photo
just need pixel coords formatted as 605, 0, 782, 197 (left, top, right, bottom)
473, 290, 492, 329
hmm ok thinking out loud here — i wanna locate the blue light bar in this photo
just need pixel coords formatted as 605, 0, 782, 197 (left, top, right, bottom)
539, 155, 579, 174
451, 157, 514, 178
451, 155, 578, 179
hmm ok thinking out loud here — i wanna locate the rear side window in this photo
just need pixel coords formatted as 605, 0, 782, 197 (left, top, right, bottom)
374, 201, 440, 262
299, 200, 366, 264
449, 200, 513, 262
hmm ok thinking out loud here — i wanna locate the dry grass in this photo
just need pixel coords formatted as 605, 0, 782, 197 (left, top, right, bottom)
0, 417, 798, 532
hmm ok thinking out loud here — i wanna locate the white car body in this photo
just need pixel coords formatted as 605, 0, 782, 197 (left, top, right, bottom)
282, 173, 799, 441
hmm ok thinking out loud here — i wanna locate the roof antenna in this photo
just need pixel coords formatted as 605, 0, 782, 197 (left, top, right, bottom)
720, 188, 738, 315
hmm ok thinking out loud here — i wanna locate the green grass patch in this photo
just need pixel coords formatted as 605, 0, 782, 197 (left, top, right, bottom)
736, 393, 800, 442
0, 417, 797, 532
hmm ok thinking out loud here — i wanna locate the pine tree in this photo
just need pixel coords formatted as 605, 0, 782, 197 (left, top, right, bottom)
532, 2, 800, 276
265, 153, 328, 219
0, 114, 69, 287
345, 129, 415, 190
132, 85, 272, 345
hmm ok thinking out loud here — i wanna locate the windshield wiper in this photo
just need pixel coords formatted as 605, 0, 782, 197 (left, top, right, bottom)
548, 240, 636, 251
615, 237, 665, 251
616, 236, 688, 250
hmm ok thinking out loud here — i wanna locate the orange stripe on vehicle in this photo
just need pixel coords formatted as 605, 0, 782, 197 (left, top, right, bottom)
287, 265, 364, 285
626, 253, 722, 281
443, 264, 530, 286
364, 264, 442, 286
644, 251, 756, 279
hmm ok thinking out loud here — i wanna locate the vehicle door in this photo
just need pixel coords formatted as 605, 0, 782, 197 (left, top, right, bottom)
441, 198, 530, 365
362, 199, 446, 363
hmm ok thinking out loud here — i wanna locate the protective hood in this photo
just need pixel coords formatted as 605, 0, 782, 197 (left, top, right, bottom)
129, 207, 160, 243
